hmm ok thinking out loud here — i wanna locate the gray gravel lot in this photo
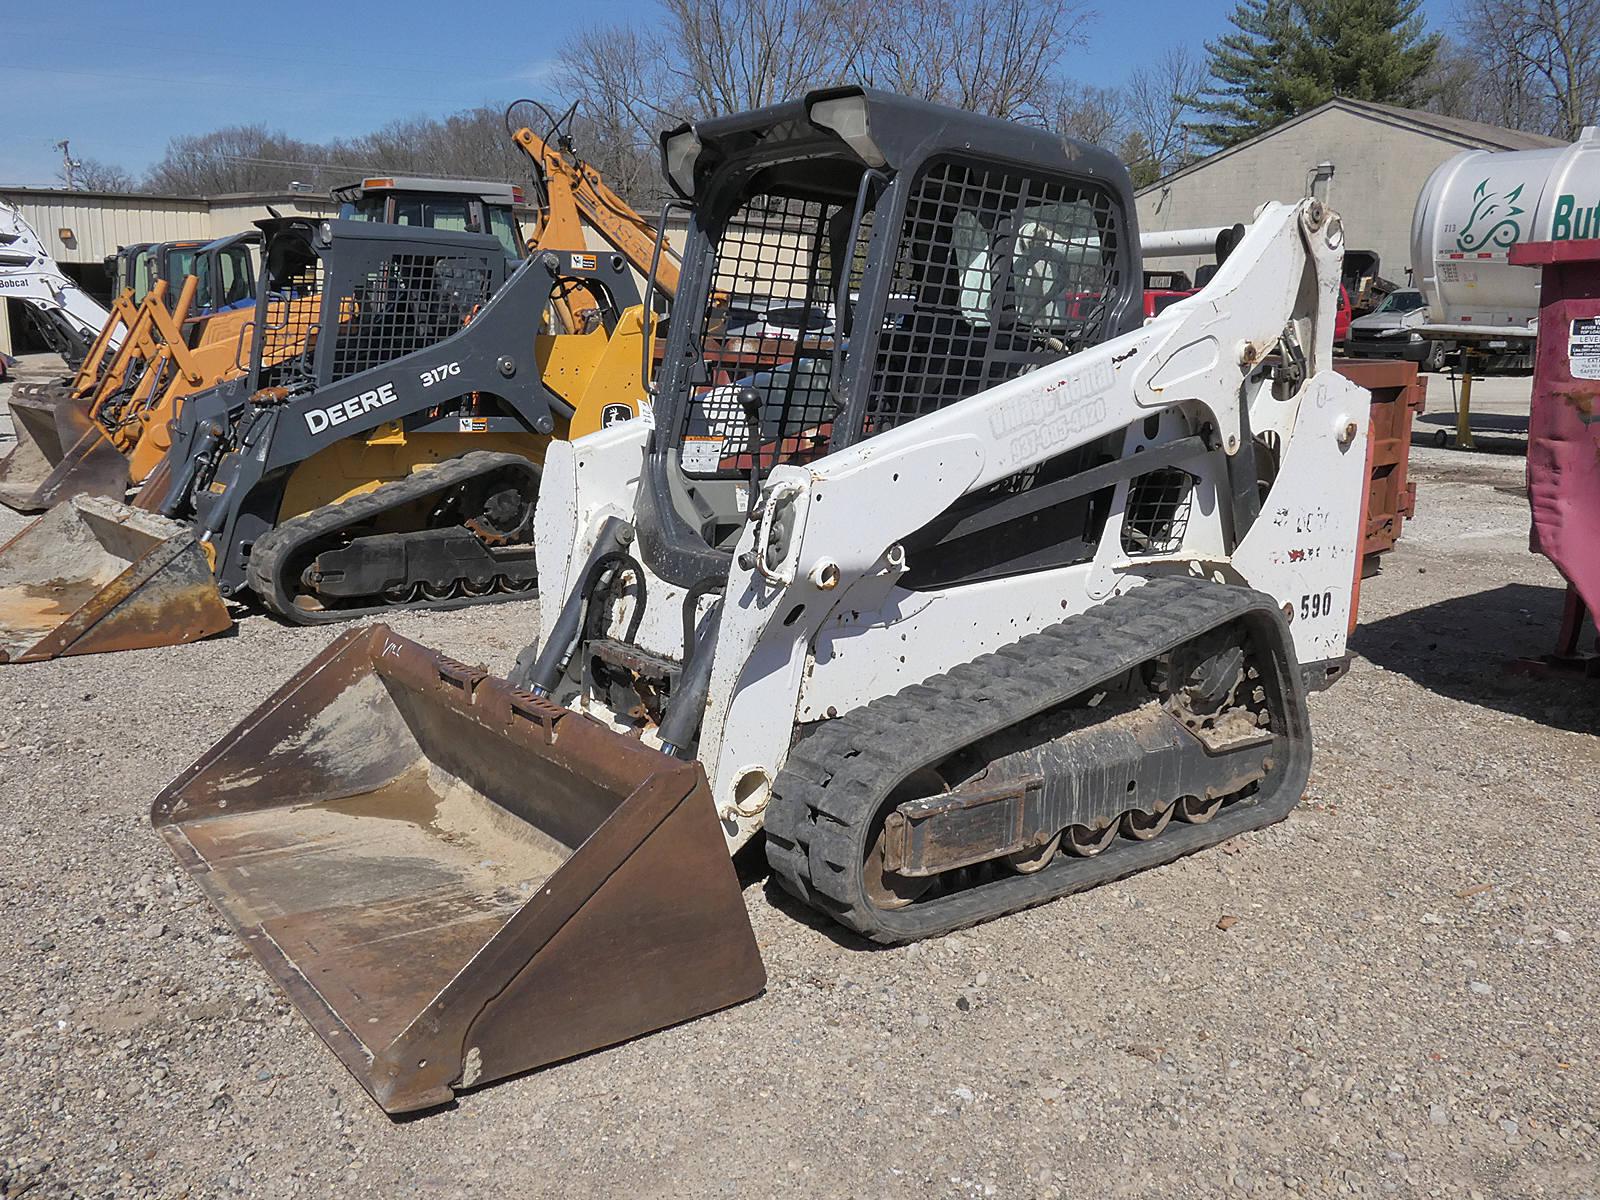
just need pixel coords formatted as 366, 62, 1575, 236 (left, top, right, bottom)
0, 356, 1596, 1198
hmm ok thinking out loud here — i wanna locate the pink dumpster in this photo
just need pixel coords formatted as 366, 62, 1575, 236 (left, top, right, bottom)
1508, 239, 1600, 673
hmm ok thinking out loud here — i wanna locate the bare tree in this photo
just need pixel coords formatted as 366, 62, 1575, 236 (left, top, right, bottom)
558, 0, 1097, 169
662, 0, 871, 114
554, 0, 873, 203
144, 125, 336, 194
1121, 47, 1206, 183
1458, 0, 1600, 139
353, 107, 529, 184
862, 0, 1095, 119
553, 25, 690, 205
141, 109, 551, 197
1047, 81, 1128, 147
1421, 40, 1496, 124
68, 157, 134, 192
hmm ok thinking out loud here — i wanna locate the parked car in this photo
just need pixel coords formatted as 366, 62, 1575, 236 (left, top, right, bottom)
1343, 287, 1450, 370
1142, 269, 1195, 320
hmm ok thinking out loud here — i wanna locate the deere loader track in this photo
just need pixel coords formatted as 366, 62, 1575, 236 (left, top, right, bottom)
765, 575, 1313, 943
246, 450, 541, 624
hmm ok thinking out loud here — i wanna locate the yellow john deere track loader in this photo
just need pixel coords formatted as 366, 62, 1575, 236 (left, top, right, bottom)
0, 151, 673, 662
153, 88, 1376, 1115
1, 236, 254, 506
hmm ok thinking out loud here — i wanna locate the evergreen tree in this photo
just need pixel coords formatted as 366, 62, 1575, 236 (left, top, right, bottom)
1118, 131, 1160, 188
1190, 0, 1442, 149
1188, 0, 1305, 149
1295, 0, 1442, 110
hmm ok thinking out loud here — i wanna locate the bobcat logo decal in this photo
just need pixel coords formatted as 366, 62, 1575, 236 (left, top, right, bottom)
1455, 179, 1526, 252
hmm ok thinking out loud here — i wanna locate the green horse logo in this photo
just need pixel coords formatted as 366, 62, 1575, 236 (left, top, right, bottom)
1455, 178, 1526, 252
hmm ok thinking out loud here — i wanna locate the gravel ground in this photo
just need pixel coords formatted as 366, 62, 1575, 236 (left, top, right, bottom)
1, 355, 1596, 1198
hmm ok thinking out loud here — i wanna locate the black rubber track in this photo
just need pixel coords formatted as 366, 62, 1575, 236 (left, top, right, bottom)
246, 450, 540, 625
764, 575, 1313, 943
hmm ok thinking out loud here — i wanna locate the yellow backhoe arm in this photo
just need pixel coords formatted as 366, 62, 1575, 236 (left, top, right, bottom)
512, 127, 682, 330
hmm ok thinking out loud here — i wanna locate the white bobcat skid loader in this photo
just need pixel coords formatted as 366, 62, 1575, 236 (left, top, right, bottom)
0, 201, 116, 367
155, 88, 1370, 1112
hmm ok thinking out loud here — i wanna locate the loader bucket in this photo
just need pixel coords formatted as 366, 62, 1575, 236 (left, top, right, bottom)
0, 391, 78, 507
151, 625, 766, 1114
7, 380, 73, 407
132, 451, 175, 513
0, 395, 129, 512
0, 495, 231, 663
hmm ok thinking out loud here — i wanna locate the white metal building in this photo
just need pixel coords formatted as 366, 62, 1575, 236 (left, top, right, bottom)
1137, 99, 1562, 282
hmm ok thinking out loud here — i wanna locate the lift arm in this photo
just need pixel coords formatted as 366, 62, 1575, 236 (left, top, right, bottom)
0, 202, 118, 364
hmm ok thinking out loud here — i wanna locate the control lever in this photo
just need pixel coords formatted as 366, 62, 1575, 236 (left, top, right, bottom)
739, 387, 762, 520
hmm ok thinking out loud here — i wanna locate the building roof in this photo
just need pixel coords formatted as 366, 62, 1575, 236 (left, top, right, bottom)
1, 182, 532, 212
1339, 98, 1565, 151
0, 185, 211, 206
1138, 98, 1565, 196
0, 185, 332, 207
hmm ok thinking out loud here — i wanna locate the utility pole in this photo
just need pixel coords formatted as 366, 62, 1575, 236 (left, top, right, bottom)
54, 139, 82, 190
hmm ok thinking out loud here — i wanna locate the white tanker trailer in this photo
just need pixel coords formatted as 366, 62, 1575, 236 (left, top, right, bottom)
1411, 127, 1600, 332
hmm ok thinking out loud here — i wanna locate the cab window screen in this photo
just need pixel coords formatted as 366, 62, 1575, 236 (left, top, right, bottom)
220, 246, 253, 306
863, 159, 1122, 435
340, 196, 386, 222
166, 248, 198, 285
132, 251, 155, 303
193, 256, 213, 310
677, 193, 860, 480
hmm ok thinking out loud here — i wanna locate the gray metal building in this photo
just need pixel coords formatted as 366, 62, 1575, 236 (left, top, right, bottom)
1137, 99, 1562, 282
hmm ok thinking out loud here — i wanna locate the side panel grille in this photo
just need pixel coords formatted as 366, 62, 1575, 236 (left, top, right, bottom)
1122, 467, 1195, 555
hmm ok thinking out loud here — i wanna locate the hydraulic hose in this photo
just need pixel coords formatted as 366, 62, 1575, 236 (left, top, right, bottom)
510, 516, 631, 694
658, 599, 722, 758
158, 420, 225, 519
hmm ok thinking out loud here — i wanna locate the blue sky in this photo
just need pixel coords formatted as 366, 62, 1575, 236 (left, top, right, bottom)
0, 0, 1458, 188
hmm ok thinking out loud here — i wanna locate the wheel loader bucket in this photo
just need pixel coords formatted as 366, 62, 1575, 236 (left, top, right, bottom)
0, 496, 231, 663
151, 625, 766, 1115
0, 394, 130, 513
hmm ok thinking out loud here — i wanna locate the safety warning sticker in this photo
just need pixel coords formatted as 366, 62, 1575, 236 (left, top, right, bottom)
1570, 317, 1600, 380
681, 435, 725, 472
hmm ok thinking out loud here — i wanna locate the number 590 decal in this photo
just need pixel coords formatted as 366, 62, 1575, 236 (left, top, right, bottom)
1299, 591, 1334, 621
420, 361, 461, 387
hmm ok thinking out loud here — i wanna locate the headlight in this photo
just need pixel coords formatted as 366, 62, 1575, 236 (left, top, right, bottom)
807, 91, 886, 168
662, 128, 703, 199
1407, 332, 1422, 342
